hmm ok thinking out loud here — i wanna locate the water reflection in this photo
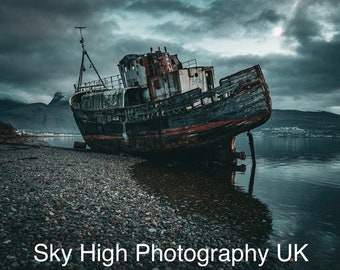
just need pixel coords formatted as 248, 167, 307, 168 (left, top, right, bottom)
38, 135, 84, 148
235, 137, 340, 269
133, 160, 272, 244
247, 137, 340, 163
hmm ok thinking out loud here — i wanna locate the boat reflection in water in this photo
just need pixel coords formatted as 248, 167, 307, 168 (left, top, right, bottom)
133, 160, 271, 244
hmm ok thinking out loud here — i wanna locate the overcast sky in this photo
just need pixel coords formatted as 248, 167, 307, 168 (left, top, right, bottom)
0, 0, 339, 114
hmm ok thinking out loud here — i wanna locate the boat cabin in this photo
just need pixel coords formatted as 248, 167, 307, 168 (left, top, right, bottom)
118, 47, 215, 105
73, 48, 216, 110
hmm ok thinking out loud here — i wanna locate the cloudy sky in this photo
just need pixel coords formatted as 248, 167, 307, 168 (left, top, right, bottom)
0, 0, 339, 114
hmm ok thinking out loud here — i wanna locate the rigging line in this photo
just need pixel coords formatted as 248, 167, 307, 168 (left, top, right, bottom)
75, 26, 108, 91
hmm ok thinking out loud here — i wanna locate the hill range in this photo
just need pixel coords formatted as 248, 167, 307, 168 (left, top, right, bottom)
0, 92, 340, 136
0, 92, 78, 133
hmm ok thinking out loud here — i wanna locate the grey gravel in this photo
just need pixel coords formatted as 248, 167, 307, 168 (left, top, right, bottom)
0, 143, 285, 269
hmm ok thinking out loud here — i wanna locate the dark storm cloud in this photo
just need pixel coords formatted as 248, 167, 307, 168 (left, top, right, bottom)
127, 0, 203, 16
0, 0, 119, 45
207, 0, 340, 112
203, 0, 286, 37
149, 0, 285, 40
273, 0, 340, 97
0, 0, 125, 101
0, 0, 205, 102
0, 0, 339, 113
251, 9, 283, 24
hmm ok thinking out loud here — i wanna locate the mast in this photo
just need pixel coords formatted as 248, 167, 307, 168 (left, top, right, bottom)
75, 27, 86, 91
74, 26, 107, 92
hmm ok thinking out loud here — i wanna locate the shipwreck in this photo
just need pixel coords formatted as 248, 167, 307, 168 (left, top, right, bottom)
70, 28, 272, 162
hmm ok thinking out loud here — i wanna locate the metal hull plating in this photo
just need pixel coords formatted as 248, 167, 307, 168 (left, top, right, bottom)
70, 65, 271, 155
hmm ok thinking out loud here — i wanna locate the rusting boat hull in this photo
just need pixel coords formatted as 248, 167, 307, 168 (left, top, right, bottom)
70, 65, 271, 156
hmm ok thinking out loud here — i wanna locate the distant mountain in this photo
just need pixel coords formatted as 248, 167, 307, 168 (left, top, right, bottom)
48, 91, 70, 106
1, 93, 340, 136
257, 110, 340, 136
0, 92, 79, 133
0, 99, 26, 113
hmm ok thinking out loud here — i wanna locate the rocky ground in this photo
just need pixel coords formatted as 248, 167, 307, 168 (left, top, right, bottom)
0, 121, 45, 146
0, 143, 286, 269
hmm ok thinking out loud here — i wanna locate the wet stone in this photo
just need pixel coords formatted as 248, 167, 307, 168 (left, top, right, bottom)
0, 143, 284, 269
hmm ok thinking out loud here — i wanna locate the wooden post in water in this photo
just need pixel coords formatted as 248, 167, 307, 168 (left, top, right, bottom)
248, 162, 256, 195
247, 131, 256, 166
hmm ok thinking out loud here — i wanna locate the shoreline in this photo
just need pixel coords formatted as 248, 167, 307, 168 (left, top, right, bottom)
0, 143, 284, 269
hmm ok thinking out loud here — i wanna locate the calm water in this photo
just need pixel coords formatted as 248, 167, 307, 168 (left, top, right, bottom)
39, 134, 84, 148
234, 137, 340, 269
45, 135, 340, 269
133, 136, 340, 269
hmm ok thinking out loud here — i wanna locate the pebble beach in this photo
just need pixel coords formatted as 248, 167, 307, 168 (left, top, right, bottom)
0, 143, 284, 269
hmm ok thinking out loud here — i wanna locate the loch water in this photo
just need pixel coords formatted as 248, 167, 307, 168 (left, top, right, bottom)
46, 135, 340, 269
133, 136, 340, 269
234, 136, 340, 269
38, 134, 84, 148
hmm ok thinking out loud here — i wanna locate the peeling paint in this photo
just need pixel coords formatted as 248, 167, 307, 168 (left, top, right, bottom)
70, 47, 271, 159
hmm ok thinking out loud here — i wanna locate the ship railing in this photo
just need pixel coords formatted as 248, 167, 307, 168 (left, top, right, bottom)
182, 59, 197, 69
99, 78, 262, 123
121, 84, 240, 122
76, 74, 124, 92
